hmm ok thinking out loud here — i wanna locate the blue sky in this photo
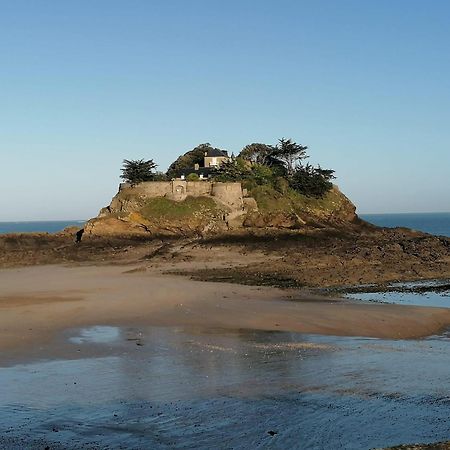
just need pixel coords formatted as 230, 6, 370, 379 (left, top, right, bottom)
1, 0, 449, 220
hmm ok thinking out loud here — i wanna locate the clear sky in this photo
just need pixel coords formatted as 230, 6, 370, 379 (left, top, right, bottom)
1, 0, 449, 220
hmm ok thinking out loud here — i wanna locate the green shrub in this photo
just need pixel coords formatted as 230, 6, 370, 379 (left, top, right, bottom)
250, 164, 274, 185
273, 176, 290, 194
186, 173, 200, 181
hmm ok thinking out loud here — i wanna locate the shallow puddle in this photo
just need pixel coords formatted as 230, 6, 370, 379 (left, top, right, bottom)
346, 280, 450, 307
1, 326, 450, 449
69, 326, 122, 345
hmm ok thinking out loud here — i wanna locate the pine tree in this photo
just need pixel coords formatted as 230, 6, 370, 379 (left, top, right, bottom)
120, 159, 157, 184
272, 138, 308, 176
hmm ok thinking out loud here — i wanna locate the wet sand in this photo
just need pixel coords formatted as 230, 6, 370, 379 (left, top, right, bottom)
2, 326, 450, 449
2, 265, 450, 449
1, 264, 450, 364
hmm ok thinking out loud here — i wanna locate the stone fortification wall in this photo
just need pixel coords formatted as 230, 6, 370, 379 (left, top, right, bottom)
211, 182, 244, 210
185, 181, 212, 196
118, 181, 243, 210
132, 182, 173, 197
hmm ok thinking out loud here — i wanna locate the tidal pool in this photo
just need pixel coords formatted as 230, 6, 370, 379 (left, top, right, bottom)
1, 325, 450, 449
346, 280, 450, 308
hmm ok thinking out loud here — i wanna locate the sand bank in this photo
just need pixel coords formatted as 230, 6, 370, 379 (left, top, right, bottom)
1, 264, 450, 363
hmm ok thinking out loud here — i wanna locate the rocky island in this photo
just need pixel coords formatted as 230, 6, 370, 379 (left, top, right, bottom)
2, 141, 449, 289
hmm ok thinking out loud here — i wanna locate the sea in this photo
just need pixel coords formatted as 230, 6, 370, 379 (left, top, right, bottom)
0, 220, 85, 234
361, 212, 450, 237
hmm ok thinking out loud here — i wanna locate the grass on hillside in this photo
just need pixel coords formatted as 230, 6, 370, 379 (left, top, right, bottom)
139, 196, 219, 220
248, 184, 344, 214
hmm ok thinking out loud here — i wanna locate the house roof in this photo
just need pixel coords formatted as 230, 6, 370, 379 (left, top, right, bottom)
205, 148, 228, 157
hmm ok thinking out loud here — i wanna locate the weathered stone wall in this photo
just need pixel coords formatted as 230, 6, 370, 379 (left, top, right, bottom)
117, 181, 243, 210
211, 182, 244, 210
134, 182, 173, 197
186, 181, 212, 196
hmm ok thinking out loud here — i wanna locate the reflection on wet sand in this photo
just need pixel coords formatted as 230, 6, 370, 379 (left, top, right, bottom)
1, 326, 450, 449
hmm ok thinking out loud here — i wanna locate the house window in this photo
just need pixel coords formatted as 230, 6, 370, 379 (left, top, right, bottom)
211, 157, 217, 166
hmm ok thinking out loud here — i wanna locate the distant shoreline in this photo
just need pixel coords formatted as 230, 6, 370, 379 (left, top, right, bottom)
0, 220, 85, 235
360, 212, 450, 237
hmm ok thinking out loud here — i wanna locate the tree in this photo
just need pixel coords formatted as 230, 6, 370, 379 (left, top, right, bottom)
120, 159, 157, 184
289, 164, 335, 198
211, 158, 250, 182
239, 143, 274, 165
272, 138, 308, 176
240, 140, 308, 175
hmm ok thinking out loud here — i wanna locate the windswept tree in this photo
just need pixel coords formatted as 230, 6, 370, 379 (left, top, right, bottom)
239, 137, 334, 197
121, 159, 157, 184
239, 143, 274, 166
289, 164, 335, 198
272, 138, 308, 176
240, 139, 308, 175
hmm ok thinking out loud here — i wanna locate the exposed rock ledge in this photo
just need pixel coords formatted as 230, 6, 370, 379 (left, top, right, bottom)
85, 180, 358, 237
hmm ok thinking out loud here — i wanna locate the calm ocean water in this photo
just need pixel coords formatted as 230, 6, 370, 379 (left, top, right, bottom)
361, 212, 450, 237
0, 220, 85, 235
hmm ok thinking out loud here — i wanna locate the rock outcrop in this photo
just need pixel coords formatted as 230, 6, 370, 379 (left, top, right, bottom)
86, 180, 358, 236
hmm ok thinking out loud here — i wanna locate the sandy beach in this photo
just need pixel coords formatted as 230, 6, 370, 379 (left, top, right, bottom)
1, 233, 450, 449
1, 263, 450, 365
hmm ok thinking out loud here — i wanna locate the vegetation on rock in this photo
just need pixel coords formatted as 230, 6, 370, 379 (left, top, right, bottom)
211, 138, 335, 198
123, 137, 334, 199
271, 138, 308, 176
289, 164, 335, 198
121, 159, 158, 184
139, 196, 219, 220
106, 137, 347, 235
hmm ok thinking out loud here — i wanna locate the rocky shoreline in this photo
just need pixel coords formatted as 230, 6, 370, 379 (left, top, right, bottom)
1, 223, 450, 290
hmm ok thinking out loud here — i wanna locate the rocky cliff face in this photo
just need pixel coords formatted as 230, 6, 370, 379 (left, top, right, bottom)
242, 185, 357, 229
85, 182, 358, 236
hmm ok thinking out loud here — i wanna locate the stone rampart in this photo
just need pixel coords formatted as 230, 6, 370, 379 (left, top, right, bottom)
134, 182, 173, 197
211, 182, 244, 210
118, 181, 243, 210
